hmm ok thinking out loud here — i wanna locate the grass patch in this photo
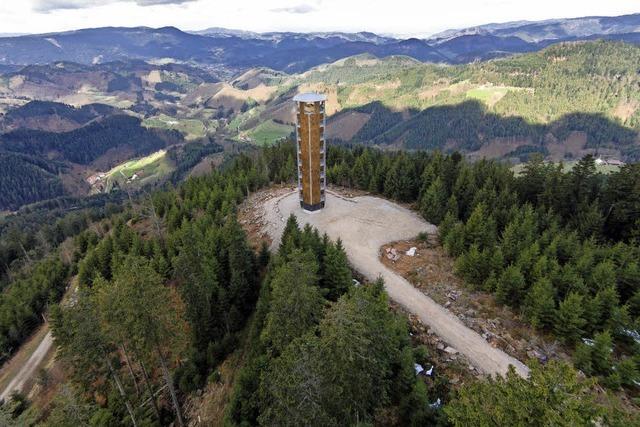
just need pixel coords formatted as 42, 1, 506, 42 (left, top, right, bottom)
104, 150, 173, 190
143, 114, 210, 139
466, 86, 513, 105
241, 120, 293, 146
511, 160, 622, 176
228, 105, 265, 131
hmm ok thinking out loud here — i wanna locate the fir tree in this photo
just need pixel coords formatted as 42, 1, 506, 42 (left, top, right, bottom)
555, 292, 587, 343
495, 264, 526, 306
420, 177, 448, 225
322, 240, 352, 301
523, 278, 556, 329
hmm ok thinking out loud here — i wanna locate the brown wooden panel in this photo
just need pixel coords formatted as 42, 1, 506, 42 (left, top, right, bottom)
297, 100, 325, 207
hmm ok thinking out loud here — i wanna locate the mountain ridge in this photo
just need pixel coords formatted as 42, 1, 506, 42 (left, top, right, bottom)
0, 13, 638, 73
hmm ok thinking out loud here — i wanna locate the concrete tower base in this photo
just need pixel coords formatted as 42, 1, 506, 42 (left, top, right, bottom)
300, 201, 325, 212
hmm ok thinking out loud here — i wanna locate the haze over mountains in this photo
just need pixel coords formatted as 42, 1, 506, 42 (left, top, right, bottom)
3, 6, 640, 426
1, 12, 640, 212
0, 13, 638, 73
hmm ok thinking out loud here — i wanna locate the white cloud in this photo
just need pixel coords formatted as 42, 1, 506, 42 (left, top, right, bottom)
33, 0, 196, 13
270, 4, 317, 14
7, 0, 640, 37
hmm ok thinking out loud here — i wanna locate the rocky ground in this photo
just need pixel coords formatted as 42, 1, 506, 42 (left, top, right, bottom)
380, 239, 570, 367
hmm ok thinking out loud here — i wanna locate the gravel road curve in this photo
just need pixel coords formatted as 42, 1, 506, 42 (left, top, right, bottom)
0, 330, 53, 402
262, 190, 529, 377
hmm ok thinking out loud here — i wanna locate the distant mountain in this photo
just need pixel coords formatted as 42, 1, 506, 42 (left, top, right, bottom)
189, 27, 262, 38
0, 101, 117, 132
429, 13, 640, 43
0, 13, 637, 73
193, 28, 394, 44
435, 34, 537, 62
0, 26, 444, 73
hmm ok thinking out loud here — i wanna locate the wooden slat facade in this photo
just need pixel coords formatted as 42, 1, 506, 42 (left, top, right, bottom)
296, 98, 326, 211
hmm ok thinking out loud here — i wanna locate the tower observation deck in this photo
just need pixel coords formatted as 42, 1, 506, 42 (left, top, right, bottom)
294, 93, 327, 211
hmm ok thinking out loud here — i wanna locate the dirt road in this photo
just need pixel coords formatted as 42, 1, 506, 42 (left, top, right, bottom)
262, 190, 529, 377
0, 327, 53, 402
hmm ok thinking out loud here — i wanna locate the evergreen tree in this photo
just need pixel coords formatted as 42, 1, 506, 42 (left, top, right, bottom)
95, 256, 189, 426
573, 343, 593, 376
322, 239, 352, 301
279, 214, 301, 258
454, 244, 490, 289
555, 292, 587, 343
445, 361, 602, 427
523, 278, 556, 329
258, 335, 334, 426
495, 264, 526, 306
463, 203, 497, 251
591, 330, 613, 375
420, 177, 448, 225
260, 250, 323, 354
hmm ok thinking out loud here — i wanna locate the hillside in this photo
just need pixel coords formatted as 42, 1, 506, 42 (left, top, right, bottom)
0, 14, 638, 73
2, 40, 640, 212
0, 109, 186, 211
0, 152, 65, 210
2, 41, 639, 161
2, 143, 638, 426
430, 13, 640, 43
2, 7, 640, 427
247, 41, 640, 161
0, 101, 116, 132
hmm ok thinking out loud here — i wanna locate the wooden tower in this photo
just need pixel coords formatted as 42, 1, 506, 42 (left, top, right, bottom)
294, 93, 327, 211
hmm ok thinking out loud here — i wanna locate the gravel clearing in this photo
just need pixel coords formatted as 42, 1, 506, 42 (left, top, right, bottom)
262, 190, 529, 378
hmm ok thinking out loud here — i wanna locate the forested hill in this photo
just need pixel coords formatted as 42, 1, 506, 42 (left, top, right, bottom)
1, 115, 179, 164
252, 41, 640, 160
4, 142, 638, 425
0, 101, 117, 132
0, 113, 184, 211
0, 152, 65, 210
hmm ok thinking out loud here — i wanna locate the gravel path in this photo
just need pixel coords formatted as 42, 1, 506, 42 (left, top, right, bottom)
0, 329, 53, 402
262, 190, 529, 377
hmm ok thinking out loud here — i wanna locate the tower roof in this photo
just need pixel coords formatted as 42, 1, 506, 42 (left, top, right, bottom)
293, 92, 327, 102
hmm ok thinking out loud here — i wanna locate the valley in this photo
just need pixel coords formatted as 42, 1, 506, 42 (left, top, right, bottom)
0, 9, 640, 426
1, 40, 639, 212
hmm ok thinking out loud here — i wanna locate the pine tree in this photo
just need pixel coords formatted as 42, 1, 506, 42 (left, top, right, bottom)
523, 278, 556, 329
420, 177, 448, 225
464, 203, 497, 251
554, 292, 587, 343
593, 285, 620, 331
495, 264, 526, 306
591, 330, 613, 375
279, 214, 301, 257
500, 205, 537, 264
322, 240, 352, 301
445, 361, 601, 427
258, 335, 334, 426
95, 256, 189, 426
260, 250, 323, 354
258, 241, 270, 268
444, 222, 466, 257
454, 245, 489, 289
51, 290, 140, 426
616, 358, 640, 388
573, 343, 593, 376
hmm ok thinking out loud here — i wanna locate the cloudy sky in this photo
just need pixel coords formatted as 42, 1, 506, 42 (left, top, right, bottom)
1, 0, 638, 37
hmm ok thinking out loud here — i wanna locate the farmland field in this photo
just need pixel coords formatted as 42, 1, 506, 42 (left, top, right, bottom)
242, 120, 292, 145
143, 114, 212, 139
104, 149, 173, 190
